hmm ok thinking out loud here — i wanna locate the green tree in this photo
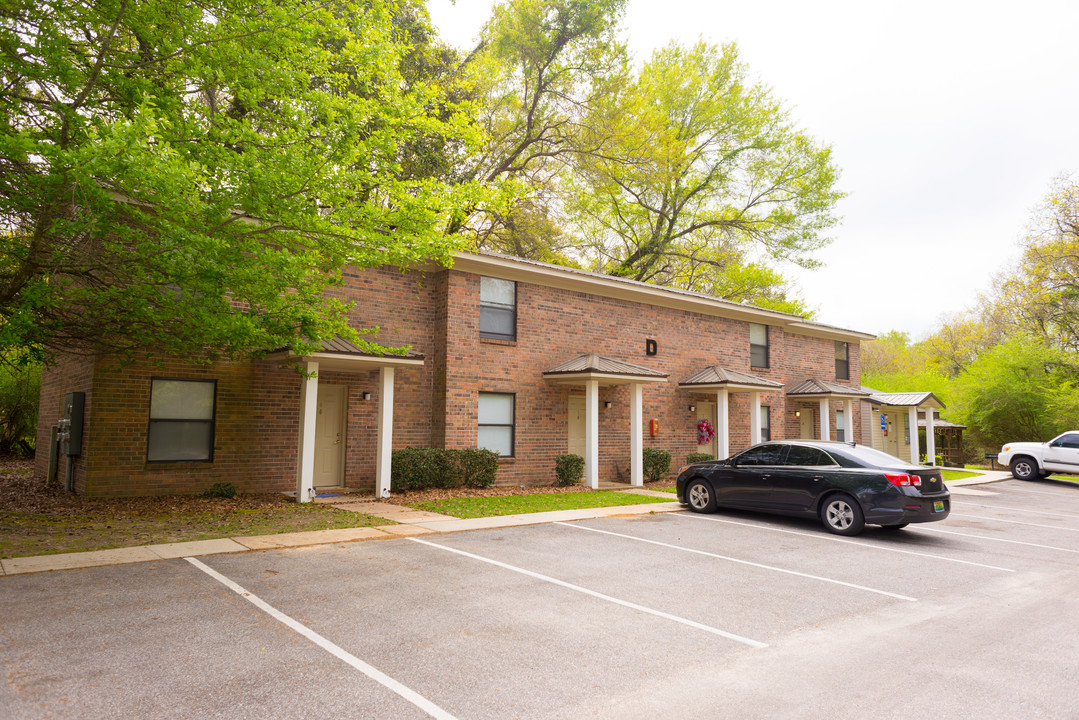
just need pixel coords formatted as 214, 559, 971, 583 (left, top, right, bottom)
0, 354, 40, 455
568, 41, 842, 307
998, 174, 1079, 351
0, 0, 487, 362
456, 0, 627, 263
950, 337, 1079, 450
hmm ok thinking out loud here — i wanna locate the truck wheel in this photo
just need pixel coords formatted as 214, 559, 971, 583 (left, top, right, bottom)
1010, 457, 1038, 480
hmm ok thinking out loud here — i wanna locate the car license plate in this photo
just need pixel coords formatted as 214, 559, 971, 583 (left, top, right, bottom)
933, 500, 945, 512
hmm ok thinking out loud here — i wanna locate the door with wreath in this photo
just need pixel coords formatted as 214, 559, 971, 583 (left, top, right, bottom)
695, 402, 717, 458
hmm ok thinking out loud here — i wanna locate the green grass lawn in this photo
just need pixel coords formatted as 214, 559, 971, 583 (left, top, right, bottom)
941, 469, 981, 481
409, 490, 676, 519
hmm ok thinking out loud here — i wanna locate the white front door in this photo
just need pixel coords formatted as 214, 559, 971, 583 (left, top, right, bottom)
885, 413, 901, 458
314, 384, 346, 488
799, 409, 814, 439
568, 396, 585, 457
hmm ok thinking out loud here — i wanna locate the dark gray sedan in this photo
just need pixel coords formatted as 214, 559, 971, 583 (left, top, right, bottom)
676, 440, 950, 535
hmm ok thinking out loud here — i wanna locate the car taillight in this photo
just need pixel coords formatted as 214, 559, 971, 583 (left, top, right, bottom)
885, 472, 922, 487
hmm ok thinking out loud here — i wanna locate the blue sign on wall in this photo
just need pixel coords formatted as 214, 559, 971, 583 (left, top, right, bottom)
880, 414, 886, 432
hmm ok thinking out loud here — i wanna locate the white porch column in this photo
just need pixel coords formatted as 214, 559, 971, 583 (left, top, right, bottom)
908, 405, 920, 464
925, 407, 936, 466
845, 398, 854, 443
716, 389, 729, 459
819, 398, 831, 441
585, 379, 600, 489
630, 383, 643, 486
375, 366, 395, 498
296, 360, 319, 503
750, 391, 762, 444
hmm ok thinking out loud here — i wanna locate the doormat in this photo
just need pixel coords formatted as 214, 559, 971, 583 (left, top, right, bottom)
316, 492, 346, 497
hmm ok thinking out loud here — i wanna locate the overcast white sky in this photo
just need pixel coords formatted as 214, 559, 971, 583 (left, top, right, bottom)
427, 0, 1079, 339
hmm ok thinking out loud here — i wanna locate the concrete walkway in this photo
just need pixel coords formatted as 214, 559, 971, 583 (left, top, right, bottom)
0, 472, 1009, 577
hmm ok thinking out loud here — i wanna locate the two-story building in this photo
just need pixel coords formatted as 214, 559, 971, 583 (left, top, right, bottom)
35, 251, 873, 499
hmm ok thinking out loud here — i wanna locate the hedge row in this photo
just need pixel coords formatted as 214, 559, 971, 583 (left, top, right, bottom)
391, 447, 499, 492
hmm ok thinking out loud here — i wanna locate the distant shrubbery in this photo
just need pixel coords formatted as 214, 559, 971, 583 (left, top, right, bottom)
686, 452, 714, 464
0, 356, 41, 456
391, 448, 499, 492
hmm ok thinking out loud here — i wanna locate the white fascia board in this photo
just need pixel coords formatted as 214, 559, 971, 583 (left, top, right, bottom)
451, 252, 875, 342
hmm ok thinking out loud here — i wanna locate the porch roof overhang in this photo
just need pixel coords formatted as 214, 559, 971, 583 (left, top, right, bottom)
679, 365, 784, 392
265, 338, 425, 373
786, 378, 872, 400
865, 389, 946, 410
542, 353, 668, 386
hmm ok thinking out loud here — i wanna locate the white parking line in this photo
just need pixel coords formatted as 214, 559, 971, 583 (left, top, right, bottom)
554, 522, 917, 601
186, 558, 458, 720
952, 501, 1079, 520
911, 527, 1079, 554
994, 483, 1079, 498
951, 513, 1079, 533
675, 513, 1014, 572
408, 537, 768, 649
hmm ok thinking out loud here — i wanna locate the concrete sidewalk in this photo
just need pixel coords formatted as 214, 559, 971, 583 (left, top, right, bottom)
0, 472, 1010, 577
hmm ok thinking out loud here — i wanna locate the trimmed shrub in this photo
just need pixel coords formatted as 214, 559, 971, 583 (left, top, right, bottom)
686, 452, 714, 464
200, 482, 237, 498
554, 453, 584, 486
391, 447, 499, 492
643, 448, 672, 482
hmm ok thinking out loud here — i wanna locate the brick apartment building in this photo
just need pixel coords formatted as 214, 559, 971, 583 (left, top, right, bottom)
35, 251, 873, 499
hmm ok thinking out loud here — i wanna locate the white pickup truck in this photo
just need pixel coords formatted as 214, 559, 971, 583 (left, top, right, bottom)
998, 431, 1079, 479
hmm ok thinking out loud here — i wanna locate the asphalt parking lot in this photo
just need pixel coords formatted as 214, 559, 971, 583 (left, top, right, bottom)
3, 479, 1079, 719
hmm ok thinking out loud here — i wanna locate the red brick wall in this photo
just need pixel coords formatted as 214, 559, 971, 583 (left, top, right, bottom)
442, 270, 862, 485
35, 354, 96, 491
34, 262, 863, 495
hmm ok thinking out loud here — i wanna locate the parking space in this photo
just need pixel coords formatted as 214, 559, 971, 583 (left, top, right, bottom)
3, 480, 1079, 719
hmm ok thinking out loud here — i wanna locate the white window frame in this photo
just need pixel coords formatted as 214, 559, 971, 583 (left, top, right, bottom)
480, 277, 517, 341
478, 392, 515, 457
750, 323, 769, 369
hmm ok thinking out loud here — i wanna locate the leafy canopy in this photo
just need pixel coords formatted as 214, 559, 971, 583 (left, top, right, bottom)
568, 41, 842, 313
0, 0, 489, 362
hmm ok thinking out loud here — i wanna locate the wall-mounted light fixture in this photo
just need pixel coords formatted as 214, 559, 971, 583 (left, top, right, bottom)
604, 401, 612, 409
795, 410, 801, 418
688, 404, 696, 412
362, 391, 372, 401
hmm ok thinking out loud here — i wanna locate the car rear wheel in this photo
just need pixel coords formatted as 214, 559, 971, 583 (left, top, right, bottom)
685, 478, 717, 513
1010, 457, 1038, 480
821, 494, 865, 536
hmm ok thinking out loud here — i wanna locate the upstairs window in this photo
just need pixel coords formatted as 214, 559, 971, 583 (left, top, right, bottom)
480, 277, 516, 341
835, 341, 850, 380
750, 323, 769, 369
478, 392, 515, 457
147, 378, 216, 462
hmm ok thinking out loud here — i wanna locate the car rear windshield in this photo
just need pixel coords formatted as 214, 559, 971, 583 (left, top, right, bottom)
832, 444, 920, 469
